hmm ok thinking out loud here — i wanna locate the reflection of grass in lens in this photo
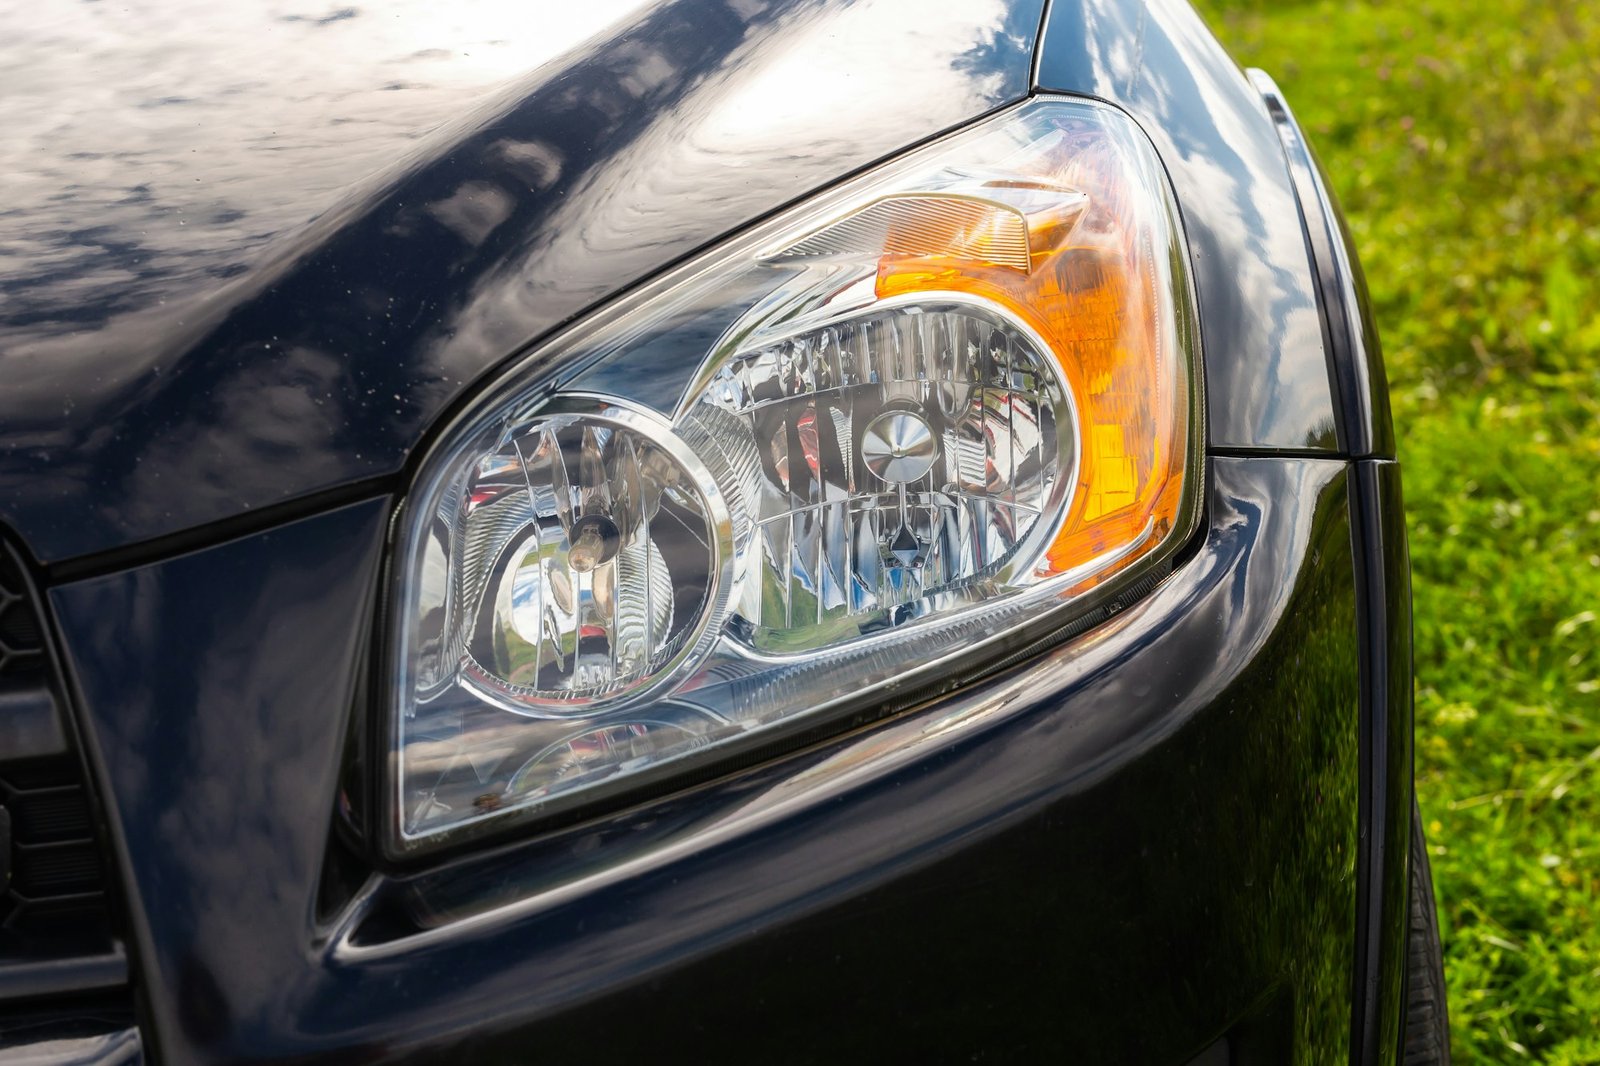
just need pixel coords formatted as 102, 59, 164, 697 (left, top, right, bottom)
759, 567, 787, 626
787, 585, 820, 632
503, 631, 540, 685
1196, 0, 1600, 1059
754, 613, 861, 655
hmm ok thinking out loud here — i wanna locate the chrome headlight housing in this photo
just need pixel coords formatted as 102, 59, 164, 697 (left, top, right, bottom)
388, 98, 1202, 852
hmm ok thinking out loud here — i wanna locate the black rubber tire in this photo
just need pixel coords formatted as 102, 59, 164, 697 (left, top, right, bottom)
1402, 801, 1451, 1065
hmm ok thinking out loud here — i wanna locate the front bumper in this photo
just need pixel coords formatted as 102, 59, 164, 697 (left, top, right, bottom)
32, 453, 1394, 1064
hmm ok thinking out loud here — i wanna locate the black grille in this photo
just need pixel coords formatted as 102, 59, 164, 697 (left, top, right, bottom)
0, 551, 45, 677
0, 545, 121, 968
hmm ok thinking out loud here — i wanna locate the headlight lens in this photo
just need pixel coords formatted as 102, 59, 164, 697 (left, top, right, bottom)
390, 99, 1201, 850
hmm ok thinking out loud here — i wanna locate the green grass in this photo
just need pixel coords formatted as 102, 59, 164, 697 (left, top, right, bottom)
1192, 0, 1600, 1060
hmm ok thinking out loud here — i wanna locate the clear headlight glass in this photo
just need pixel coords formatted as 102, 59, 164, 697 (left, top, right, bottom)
389, 98, 1201, 850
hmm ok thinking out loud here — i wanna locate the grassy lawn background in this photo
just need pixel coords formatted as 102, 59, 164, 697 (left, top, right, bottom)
1192, 0, 1600, 1060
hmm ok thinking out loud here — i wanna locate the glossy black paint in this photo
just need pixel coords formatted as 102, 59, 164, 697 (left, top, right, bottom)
1252, 71, 1397, 459
5, 1, 1417, 1061
53, 458, 1361, 1063
0, 0, 1045, 567
48, 499, 391, 1064
1349, 460, 1414, 1066
1239, 68, 1411, 1066
1035, 0, 1342, 456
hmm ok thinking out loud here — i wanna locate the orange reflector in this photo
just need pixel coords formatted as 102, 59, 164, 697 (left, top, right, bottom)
873, 117, 1192, 586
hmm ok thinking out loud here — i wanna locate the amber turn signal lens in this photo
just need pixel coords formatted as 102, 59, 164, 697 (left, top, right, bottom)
873, 119, 1191, 585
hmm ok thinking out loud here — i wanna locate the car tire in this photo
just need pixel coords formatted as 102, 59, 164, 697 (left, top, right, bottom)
1402, 800, 1451, 1065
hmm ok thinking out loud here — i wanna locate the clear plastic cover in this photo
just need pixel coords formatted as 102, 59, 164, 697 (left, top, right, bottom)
391, 99, 1199, 847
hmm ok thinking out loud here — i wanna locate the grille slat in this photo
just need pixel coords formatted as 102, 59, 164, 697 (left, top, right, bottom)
0, 541, 125, 987
11, 843, 103, 898
9, 790, 93, 843
0, 550, 45, 677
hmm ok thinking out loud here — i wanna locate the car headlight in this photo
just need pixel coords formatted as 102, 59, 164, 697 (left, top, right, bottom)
388, 98, 1201, 852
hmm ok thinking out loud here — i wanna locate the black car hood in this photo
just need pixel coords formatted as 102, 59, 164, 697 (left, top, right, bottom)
0, 0, 1046, 565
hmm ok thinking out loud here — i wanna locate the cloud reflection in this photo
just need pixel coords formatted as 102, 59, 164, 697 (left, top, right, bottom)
0, 0, 650, 341
0, 0, 1039, 564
